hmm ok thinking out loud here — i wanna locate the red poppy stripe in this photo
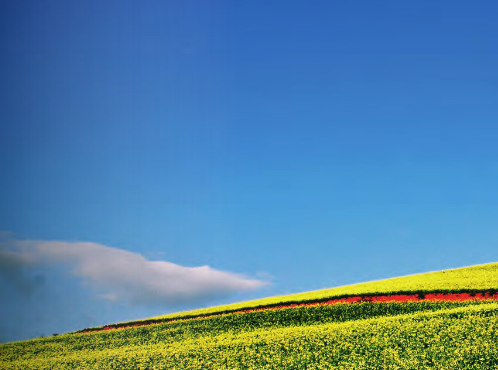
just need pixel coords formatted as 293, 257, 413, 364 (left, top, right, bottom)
81, 292, 498, 333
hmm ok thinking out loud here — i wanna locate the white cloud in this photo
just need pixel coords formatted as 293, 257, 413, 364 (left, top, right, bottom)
0, 237, 267, 306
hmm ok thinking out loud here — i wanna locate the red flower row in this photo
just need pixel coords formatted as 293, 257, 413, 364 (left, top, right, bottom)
80, 291, 498, 334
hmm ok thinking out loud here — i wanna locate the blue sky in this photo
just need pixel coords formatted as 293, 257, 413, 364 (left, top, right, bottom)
1, 0, 498, 342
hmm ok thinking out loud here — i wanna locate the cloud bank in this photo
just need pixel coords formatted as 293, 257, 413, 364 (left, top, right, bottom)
0, 237, 267, 306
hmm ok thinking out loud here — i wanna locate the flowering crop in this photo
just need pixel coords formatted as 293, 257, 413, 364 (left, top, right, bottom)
1, 302, 497, 369
139, 261, 498, 322
77, 291, 498, 334
2, 262, 498, 369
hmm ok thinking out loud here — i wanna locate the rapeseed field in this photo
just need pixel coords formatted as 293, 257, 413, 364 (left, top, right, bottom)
1, 262, 497, 369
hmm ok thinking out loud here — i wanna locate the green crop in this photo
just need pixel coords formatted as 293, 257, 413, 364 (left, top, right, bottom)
2, 262, 498, 369
1, 302, 497, 369
0, 301, 482, 360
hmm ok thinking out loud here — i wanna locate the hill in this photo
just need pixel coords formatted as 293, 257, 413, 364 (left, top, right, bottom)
1, 262, 497, 369
146, 261, 498, 321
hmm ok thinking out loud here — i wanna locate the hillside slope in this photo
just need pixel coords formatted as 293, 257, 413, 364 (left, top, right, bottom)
1, 262, 497, 370
147, 261, 498, 321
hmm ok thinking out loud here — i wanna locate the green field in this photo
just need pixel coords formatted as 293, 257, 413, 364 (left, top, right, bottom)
1, 262, 498, 369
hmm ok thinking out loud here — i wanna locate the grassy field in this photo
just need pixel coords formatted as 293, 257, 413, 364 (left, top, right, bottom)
1, 262, 497, 369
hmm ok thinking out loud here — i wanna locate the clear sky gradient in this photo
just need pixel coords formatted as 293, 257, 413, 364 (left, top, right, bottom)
1, 1, 498, 342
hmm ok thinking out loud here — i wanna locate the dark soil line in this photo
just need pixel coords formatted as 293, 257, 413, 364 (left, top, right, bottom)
78, 290, 498, 334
